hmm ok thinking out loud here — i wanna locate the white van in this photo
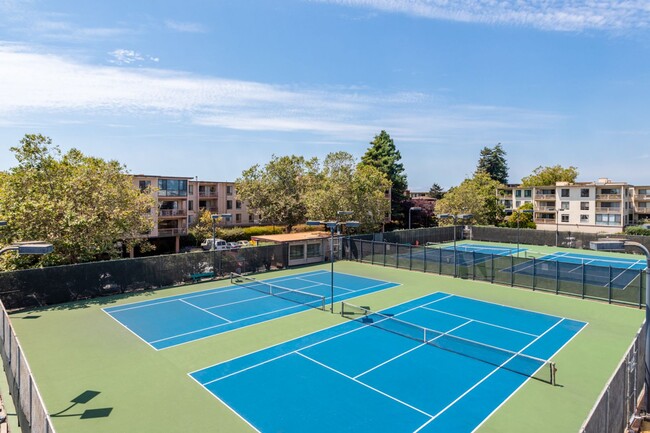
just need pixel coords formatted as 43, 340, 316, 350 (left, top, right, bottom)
201, 238, 229, 251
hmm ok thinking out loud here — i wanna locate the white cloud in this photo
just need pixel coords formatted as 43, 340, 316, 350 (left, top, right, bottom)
164, 20, 207, 33
108, 49, 159, 65
0, 43, 558, 141
320, 0, 650, 32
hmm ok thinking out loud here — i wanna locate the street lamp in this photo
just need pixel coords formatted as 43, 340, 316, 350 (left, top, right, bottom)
515, 209, 534, 257
211, 213, 232, 251
590, 239, 650, 411
437, 213, 473, 277
408, 207, 422, 230
307, 213, 360, 313
0, 241, 54, 256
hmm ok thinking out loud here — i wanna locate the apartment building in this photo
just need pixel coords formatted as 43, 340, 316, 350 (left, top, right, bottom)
497, 178, 641, 234
133, 175, 258, 251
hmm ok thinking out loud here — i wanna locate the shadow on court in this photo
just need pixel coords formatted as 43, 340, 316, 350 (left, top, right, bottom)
51, 390, 113, 419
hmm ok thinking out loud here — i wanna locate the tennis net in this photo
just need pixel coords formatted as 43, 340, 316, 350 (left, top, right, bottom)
341, 302, 556, 385
231, 273, 326, 310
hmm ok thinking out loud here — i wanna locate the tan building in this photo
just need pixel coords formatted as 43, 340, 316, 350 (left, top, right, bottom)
498, 178, 642, 234
133, 175, 259, 252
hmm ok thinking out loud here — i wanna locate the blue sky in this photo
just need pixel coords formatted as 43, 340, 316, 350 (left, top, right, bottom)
1, 1, 649, 190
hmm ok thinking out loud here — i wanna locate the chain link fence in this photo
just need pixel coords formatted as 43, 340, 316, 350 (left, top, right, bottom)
0, 245, 288, 310
580, 325, 646, 433
0, 299, 55, 433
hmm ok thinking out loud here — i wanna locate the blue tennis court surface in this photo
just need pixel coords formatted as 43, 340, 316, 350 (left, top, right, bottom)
506, 251, 646, 289
409, 243, 525, 266
104, 270, 398, 350
191, 292, 586, 433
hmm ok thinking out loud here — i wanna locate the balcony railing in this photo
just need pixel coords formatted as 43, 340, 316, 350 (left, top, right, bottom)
158, 209, 186, 217
537, 206, 556, 211
535, 194, 556, 200
157, 228, 188, 237
636, 194, 650, 201
534, 217, 556, 224
199, 191, 218, 197
596, 194, 621, 200
595, 207, 622, 214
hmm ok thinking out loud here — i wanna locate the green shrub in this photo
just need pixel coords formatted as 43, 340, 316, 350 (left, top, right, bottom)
625, 226, 650, 236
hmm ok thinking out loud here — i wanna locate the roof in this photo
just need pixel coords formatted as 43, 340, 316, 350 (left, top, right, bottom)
252, 231, 332, 243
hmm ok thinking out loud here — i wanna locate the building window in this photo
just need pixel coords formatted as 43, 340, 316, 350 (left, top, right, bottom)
524, 190, 532, 198
515, 190, 522, 197
306, 243, 321, 258
236, 200, 242, 209
235, 214, 241, 223
580, 214, 589, 223
561, 214, 569, 222
289, 244, 304, 260
249, 214, 254, 222
188, 201, 194, 211
226, 200, 233, 210
561, 202, 569, 210
226, 185, 233, 195
158, 179, 187, 197
596, 214, 621, 226
561, 189, 569, 197
581, 188, 590, 197
138, 180, 151, 192
189, 185, 193, 194
580, 202, 589, 210
515, 201, 521, 208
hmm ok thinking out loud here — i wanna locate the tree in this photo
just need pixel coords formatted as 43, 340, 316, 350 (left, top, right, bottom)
188, 210, 229, 244
504, 202, 536, 229
520, 165, 578, 187
435, 172, 505, 225
360, 130, 408, 226
475, 143, 508, 184
304, 152, 391, 232
0, 134, 155, 269
235, 155, 316, 232
429, 183, 445, 199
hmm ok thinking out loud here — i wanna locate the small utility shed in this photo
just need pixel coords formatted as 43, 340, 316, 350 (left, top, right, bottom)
251, 231, 333, 267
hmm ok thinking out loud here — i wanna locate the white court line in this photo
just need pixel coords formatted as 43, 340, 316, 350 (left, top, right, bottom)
295, 277, 355, 293
296, 352, 434, 419
413, 318, 565, 433
199, 294, 455, 385
179, 299, 231, 322
420, 306, 539, 337
354, 319, 473, 379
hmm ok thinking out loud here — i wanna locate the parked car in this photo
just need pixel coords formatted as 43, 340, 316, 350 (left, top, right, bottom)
236, 240, 251, 247
227, 242, 240, 250
201, 238, 228, 251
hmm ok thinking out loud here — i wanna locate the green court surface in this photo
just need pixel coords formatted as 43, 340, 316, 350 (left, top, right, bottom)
8, 261, 644, 433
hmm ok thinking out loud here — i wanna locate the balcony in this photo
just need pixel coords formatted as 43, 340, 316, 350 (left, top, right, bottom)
596, 194, 621, 200
536, 206, 556, 211
636, 194, 650, 201
199, 191, 218, 198
158, 209, 186, 217
157, 228, 188, 237
534, 217, 556, 224
535, 194, 556, 200
595, 207, 622, 214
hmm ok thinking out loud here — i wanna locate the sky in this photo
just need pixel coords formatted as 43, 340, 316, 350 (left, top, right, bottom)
1, 1, 649, 191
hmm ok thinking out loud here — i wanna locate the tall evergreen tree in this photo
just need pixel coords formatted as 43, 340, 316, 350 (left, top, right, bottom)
429, 183, 444, 199
360, 130, 408, 225
475, 143, 508, 184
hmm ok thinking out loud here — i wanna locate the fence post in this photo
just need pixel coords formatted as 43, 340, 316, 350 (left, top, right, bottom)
641, 269, 644, 309
423, 244, 427, 273
409, 245, 413, 271
472, 251, 476, 280
556, 261, 560, 295
383, 243, 387, 267
582, 264, 586, 299
608, 266, 613, 304
490, 254, 494, 284
510, 255, 514, 287
532, 257, 536, 290
371, 241, 375, 265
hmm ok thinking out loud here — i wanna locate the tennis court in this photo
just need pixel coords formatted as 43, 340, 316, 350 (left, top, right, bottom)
104, 270, 398, 349
191, 292, 586, 433
406, 243, 524, 267
505, 251, 646, 289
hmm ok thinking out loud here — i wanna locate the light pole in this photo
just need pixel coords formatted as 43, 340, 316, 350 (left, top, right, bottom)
211, 213, 231, 277
590, 239, 650, 411
555, 208, 560, 247
211, 213, 232, 251
515, 209, 534, 257
408, 206, 422, 230
307, 213, 360, 313
437, 213, 473, 277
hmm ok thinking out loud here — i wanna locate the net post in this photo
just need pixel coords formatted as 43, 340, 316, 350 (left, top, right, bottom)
550, 362, 557, 386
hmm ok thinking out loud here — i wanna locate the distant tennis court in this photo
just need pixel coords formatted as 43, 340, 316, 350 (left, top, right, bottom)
104, 270, 398, 350
407, 243, 525, 267
505, 251, 646, 289
191, 292, 586, 433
